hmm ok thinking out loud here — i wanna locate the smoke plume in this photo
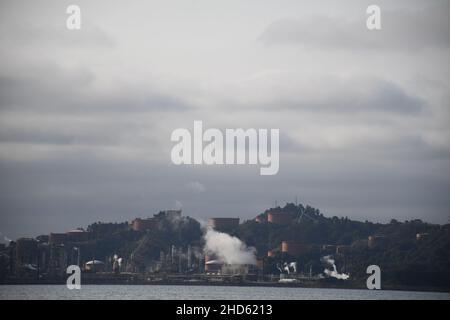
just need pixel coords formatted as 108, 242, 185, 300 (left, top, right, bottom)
204, 228, 256, 265
321, 255, 350, 280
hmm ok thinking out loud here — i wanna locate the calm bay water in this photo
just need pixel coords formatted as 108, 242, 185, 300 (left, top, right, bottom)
0, 285, 449, 300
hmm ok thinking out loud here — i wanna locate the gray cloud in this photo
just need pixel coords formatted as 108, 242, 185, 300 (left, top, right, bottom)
0, 1, 114, 49
187, 181, 206, 193
248, 77, 426, 115
0, 0, 449, 239
260, 2, 450, 50
0, 65, 192, 114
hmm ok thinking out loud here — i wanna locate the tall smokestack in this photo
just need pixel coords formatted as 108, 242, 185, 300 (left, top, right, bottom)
171, 245, 176, 265
321, 255, 350, 280
187, 245, 192, 269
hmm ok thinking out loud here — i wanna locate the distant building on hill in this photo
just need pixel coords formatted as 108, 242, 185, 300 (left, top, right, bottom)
268, 212, 294, 225
208, 218, 240, 233
131, 218, 158, 231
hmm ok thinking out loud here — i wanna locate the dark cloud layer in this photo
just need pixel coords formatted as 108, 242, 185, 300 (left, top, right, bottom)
0, 0, 449, 240
248, 77, 426, 115
0, 65, 192, 114
1, 153, 449, 240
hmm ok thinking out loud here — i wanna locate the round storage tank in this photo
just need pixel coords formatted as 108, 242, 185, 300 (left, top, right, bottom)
208, 218, 239, 233
267, 249, 277, 257
281, 241, 309, 256
132, 218, 158, 231
267, 212, 293, 225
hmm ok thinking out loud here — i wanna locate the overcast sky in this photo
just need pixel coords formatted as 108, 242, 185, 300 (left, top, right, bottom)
1, 0, 449, 240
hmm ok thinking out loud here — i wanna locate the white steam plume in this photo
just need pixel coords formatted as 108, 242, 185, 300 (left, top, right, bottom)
174, 200, 183, 210
321, 255, 350, 280
276, 263, 283, 273
204, 228, 256, 265
0, 231, 12, 243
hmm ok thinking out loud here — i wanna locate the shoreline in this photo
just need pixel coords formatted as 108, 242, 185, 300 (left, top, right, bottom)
1, 279, 449, 294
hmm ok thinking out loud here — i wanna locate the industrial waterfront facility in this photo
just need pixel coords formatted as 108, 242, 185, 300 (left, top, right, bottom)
0, 203, 442, 288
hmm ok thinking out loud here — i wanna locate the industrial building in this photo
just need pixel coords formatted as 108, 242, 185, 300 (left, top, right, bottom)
205, 259, 223, 274
268, 212, 294, 225
15, 238, 38, 267
85, 260, 105, 272
67, 229, 90, 242
204, 254, 257, 276
162, 210, 182, 220
221, 264, 256, 276
132, 210, 182, 232
49, 233, 67, 246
